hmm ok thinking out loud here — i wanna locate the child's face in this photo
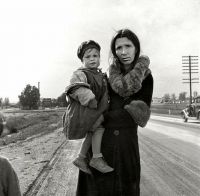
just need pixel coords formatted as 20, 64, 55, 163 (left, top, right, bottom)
82, 48, 100, 69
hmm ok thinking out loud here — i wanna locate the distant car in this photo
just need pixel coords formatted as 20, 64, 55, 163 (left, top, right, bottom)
181, 96, 200, 122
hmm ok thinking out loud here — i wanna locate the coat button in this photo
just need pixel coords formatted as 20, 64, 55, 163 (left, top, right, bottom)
113, 130, 119, 136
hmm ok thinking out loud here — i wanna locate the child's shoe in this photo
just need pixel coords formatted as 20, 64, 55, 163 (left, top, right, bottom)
73, 157, 92, 175
89, 157, 114, 173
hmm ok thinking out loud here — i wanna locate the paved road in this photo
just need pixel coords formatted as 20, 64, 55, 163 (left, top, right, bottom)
22, 115, 200, 195
139, 117, 200, 196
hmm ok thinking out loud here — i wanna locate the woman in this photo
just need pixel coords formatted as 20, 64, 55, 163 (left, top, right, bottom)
76, 28, 153, 196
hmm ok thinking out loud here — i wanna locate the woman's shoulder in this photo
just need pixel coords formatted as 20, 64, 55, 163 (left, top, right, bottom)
141, 73, 153, 91
144, 73, 153, 83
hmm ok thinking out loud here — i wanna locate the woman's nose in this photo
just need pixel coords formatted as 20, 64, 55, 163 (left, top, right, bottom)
121, 47, 126, 55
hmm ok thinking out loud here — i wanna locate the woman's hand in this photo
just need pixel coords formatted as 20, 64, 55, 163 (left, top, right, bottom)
124, 100, 151, 127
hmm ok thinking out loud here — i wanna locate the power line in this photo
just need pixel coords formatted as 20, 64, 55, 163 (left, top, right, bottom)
182, 55, 199, 105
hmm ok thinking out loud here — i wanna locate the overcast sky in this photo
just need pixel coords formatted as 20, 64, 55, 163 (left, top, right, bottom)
0, 0, 200, 102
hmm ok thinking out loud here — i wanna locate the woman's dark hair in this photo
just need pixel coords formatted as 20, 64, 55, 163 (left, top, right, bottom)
110, 29, 140, 67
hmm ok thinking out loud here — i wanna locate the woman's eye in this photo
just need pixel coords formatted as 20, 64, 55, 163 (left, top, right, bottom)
116, 46, 121, 51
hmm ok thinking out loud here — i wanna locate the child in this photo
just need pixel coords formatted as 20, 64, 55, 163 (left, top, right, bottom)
0, 156, 22, 196
65, 40, 114, 174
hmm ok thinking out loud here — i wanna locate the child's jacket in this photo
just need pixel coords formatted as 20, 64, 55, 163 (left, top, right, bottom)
63, 68, 109, 140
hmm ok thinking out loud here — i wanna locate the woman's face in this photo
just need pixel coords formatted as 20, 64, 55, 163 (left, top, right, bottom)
115, 37, 136, 66
82, 48, 100, 69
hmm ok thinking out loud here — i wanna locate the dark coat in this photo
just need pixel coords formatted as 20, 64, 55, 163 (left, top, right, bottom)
63, 68, 109, 140
76, 73, 153, 196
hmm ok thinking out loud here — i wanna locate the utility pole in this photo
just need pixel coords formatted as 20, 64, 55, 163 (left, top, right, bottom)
182, 55, 199, 105
38, 82, 40, 108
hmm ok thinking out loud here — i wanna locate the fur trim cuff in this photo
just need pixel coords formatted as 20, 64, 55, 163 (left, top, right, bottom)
124, 100, 151, 127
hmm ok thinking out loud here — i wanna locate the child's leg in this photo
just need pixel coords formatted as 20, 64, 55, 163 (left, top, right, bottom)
79, 132, 92, 158
91, 127, 104, 158
89, 127, 114, 173
73, 132, 92, 174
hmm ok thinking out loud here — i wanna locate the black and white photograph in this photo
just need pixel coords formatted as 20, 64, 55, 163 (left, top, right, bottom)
0, 0, 200, 195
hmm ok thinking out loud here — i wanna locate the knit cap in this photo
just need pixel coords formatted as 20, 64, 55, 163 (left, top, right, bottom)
77, 40, 101, 61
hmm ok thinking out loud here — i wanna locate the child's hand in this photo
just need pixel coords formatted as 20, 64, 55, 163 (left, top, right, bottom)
88, 98, 97, 109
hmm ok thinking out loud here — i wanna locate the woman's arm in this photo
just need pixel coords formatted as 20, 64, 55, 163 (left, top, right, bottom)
133, 73, 154, 107
124, 74, 154, 127
103, 74, 153, 127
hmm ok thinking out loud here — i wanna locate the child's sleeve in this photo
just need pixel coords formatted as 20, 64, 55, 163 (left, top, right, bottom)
109, 55, 151, 97
66, 70, 96, 107
71, 87, 96, 106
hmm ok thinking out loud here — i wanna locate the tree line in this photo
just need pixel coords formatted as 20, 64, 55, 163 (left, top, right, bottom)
0, 97, 10, 109
2, 84, 199, 109
0, 84, 68, 110
162, 91, 198, 103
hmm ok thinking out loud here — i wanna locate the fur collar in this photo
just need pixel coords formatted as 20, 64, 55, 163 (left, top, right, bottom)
109, 56, 151, 97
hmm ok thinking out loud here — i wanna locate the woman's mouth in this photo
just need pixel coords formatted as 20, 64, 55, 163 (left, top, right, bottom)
122, 58, 130, 61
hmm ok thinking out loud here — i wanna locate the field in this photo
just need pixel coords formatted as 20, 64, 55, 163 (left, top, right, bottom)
0, 108, 68, 193
0, 108, 65, 145
0, 103, 187, 145
151, 102, 187, 116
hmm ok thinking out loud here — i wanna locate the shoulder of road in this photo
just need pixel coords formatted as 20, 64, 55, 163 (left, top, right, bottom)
151, 113, 200, 128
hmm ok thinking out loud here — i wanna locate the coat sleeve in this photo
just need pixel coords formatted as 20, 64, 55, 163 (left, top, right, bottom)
132, 73, 154, 107
66, 70, 96, 106
104, 74, 153, 127
69, 69, 88, 84
124, 74, 154, 127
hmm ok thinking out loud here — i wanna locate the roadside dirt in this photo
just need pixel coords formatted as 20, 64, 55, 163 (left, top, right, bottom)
0, 128, 66, 194
0, 109, 68, 195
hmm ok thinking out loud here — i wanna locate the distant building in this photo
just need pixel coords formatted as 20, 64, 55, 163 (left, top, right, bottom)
152, 97, 162, 104
41, 98, 52, 108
